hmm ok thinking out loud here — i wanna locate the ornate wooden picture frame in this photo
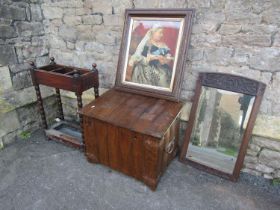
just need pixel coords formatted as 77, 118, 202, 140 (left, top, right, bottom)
115, 9, 194, 101
179, 72, 266, 181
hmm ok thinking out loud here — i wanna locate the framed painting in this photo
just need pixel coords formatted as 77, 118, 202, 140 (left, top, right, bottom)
115, 9, 194, 101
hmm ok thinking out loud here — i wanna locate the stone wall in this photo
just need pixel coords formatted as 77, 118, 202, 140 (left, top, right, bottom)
0, 0, 57, 148
41, 0, 280, 180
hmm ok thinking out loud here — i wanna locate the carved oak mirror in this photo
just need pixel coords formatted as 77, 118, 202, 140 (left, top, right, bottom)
179, 72, 266, 181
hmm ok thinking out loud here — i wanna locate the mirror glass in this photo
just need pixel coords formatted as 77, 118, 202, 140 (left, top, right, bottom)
186, 86, 255, 174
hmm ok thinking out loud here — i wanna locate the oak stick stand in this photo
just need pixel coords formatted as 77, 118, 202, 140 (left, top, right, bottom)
29, 58, 99, 149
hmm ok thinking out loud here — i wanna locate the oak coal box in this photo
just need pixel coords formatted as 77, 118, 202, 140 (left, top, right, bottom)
80, 89, 182, 190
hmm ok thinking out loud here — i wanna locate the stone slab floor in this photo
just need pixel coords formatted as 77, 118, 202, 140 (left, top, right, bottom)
0, 130, 279, 210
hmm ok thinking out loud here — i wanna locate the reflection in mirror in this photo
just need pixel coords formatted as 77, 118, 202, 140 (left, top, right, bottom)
186, 87, 255, 174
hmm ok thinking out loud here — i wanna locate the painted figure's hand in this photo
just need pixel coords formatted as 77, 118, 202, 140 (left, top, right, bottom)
158, 55, 171, 65
147, 54, 159, 62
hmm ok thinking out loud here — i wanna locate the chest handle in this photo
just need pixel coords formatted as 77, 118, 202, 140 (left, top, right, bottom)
165, 137, 176, 154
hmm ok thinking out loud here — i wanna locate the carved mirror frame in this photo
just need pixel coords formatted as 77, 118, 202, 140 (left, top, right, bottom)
179, 72, 266, 181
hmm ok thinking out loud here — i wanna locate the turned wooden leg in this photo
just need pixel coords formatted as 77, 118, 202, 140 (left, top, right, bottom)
94, 87, 99, 98
55, 88, 64, 120
35, 85, 48, 129
76, 93, 84, 145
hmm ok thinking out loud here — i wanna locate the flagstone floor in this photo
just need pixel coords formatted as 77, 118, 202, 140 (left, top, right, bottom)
0, 130, 279, 210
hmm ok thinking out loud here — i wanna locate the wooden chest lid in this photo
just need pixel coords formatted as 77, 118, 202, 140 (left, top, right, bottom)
80, 89, 183, 138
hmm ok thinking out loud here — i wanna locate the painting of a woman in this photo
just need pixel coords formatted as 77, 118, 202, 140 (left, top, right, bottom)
115, 10, 194, 101
125, 21, 181, 89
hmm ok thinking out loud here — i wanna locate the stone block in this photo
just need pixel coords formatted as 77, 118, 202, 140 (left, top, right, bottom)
19, 45, 48, 60
180, 90, 195, 101
259, 149, 280, 169
63, 16, 82, 26
0, 139, 3, 150
66, 42, 75, 50
1, 129, 20, 146
244, 162, 257, 170
204, 47, 234, 65
11, 70, 33, 90
275, 170, 280, 178
0, 45, 17, 66
85, 0, 112, 14
188, 0, 211, 8
230, 48, 251, 66
15, 22, 44, 37
16, 102, 39, 127
25, 6, 31, 22
0, 26, 17, 39
35, 55, 50, 67
59, 25, 77, 42
9, 63, 30, 74
3, 86, 54, 109
249, 48, 280, 71
76, 25, 95, 41
248, 144, 261, 153
244, 156, 258, 164
263, 174, 273, 179
103, 15, 124, 26
195, 11, 225, 24
0, 66, 13, 91
210, 0, 226, 9
182, 68, 198, 89
272, 103, 280, 117
111, 0, 132, 13
0, 5, 26, 20
44, 1, 84, 8
133, 0, 159, 8
84, 42, 105, 53
75, 41, 85, 51
192, 22, 220, 34
225, 11, 261, 24
180, 102, 192, 121
30, 4, 43, 21
0, 95, 15, 115
49, 36, 66, 49
222, 35, 271, 47
32, 36, 48, 47
261, 9, 280, 25
157, 0, 187, 8
273, 33, 280, 47
95, 27, 120, 46
72, 52, 101, 68
219, 24, 241, 35
75, 7, 91, 16
50, 50, 74, 66
255, 164, 274, 174
42, 6, 63, 19
241, 24, 278, 35
187, 48, 204, 61
259, 99, 272, 115
253, 115, 280, 141
82, 15, 103, 25
190, 34, 221, 47
63, 8, 76, 16
246, 149, 258, 157
0, 110, 20, 138
241, 168, 262, 177
50, 19, 63, 27
253, 136, 280, 152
